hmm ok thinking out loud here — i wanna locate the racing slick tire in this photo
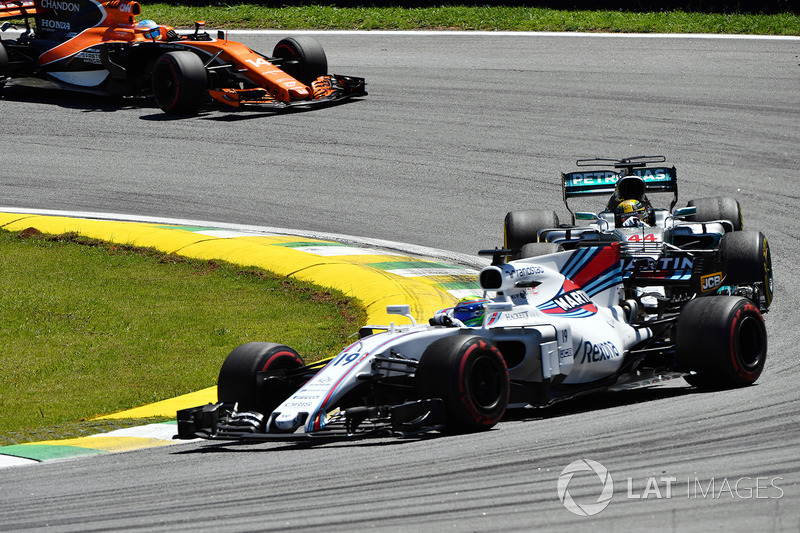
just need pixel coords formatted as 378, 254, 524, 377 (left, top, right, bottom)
677, 296, 766, 389
273, 36, 328, 86
416, 335, 509, 432
151, 51, 208, 115
519, 242, 564, 259
0, 41, 8, 89
504, 210, 560, 258
217, 342, 305, 414
687, 196, 743, 231
719, 230, 773, 310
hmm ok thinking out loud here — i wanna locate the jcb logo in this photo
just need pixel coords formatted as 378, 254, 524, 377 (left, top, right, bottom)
701, 272, 723, 292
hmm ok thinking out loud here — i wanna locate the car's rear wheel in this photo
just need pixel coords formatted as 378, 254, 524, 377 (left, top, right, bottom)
272, 36, 327, 85
151, 51, 208, 114
217, 342, 305, 414
719, 230, 773, 310
677, 296, 766, 388
687, 196, 743, 231
504, 210, 560, 259
416, 335, 509, 432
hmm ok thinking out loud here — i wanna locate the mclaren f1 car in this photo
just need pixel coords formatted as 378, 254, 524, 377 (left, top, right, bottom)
0, 0, 366, 113
177, 241, 767, 442
503, 156, 773, 314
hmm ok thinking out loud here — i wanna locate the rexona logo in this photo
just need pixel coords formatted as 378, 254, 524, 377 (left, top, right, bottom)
580, 340, 620, 364
557, 459, 614, 516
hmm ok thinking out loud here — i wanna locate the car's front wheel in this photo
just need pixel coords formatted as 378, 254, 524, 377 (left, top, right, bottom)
504, 210, 560, 259
519, 242, 565, 259
273, 36, 328, 85
151, 51, 208, 114
416, 335, 509, 432
217, 342, 305, 414
687, 196, 743, 231
719, 230, 773, 310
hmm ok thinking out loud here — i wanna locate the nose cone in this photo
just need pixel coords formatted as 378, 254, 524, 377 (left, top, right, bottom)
289, 86, 310, 99
274, 411, 306, 432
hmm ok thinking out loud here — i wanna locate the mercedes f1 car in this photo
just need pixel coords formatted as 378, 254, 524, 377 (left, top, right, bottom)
503, 156, 773, 314
0, 0, 366, 113
177, 241, 768, 441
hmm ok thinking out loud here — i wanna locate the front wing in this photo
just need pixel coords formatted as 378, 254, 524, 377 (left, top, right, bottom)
176, 398, 444, 442
209, 74, 367, 111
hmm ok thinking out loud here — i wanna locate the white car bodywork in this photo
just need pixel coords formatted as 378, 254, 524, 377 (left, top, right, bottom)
270, 247, 653, 435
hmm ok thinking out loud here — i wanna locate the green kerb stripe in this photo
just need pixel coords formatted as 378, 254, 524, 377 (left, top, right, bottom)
274, 242, 346, 248
156, 226, 219, 232
367, 261, 457, 270
0, 444, 103, 461
437, 281, 482, 290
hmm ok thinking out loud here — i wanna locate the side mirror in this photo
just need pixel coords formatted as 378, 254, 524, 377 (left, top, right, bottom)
386, 305, 417, 326
673, 206, 697, 218
576, 211, 611, 231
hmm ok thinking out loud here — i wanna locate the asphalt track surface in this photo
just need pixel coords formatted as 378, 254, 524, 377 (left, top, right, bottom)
1, 32, 799, 531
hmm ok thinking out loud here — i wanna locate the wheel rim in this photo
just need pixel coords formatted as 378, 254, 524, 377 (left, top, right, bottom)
762, 237, 773, 306
152, 59, 181, 110
736, 315, 765, 371
468, 354, 504, 412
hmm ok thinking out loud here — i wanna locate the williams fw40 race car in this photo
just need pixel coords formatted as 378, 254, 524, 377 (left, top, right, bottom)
178, 243, 768, 442
0, 0, 366, 113
504, 156, 773, 315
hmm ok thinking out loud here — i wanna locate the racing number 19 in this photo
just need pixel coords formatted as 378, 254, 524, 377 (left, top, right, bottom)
332, 352, 361, 366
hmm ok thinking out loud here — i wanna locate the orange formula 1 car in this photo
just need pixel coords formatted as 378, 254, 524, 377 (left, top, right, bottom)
0, 0, 366, 113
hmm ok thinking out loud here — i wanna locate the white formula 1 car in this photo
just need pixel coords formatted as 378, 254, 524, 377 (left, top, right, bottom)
178, 242, 767, 441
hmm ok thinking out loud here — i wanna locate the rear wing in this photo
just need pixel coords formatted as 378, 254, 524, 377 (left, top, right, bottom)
0, 0, 35, 21
562, 165, 678, 219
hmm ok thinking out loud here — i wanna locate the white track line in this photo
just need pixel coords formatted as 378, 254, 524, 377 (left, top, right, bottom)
222, 29, 800, 40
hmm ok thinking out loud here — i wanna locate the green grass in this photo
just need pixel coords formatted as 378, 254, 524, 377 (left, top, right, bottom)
141, 5, 800, 35
0, 228, 365, 445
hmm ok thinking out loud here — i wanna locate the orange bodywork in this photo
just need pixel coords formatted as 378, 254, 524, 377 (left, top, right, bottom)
0, 0, 35, 19
40, 26, 141, 65
7, 0, 315, 103
184, 39, 312, 104
1, 0, 365, 110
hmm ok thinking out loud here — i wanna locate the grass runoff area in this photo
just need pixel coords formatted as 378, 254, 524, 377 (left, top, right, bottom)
142, 5, 800, 35
0, 228, 365, 445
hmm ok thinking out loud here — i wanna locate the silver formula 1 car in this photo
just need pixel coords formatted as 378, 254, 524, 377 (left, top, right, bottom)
503, 156, 773, 314
177, 241, 768, 441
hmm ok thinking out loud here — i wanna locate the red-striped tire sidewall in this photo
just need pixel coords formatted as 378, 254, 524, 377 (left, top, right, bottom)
417, 335, 510, 432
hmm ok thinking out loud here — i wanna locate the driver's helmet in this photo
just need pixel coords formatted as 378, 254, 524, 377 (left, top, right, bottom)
136, 19, 161, 40
453, 296, 488, 327
615, 199, 648, 227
